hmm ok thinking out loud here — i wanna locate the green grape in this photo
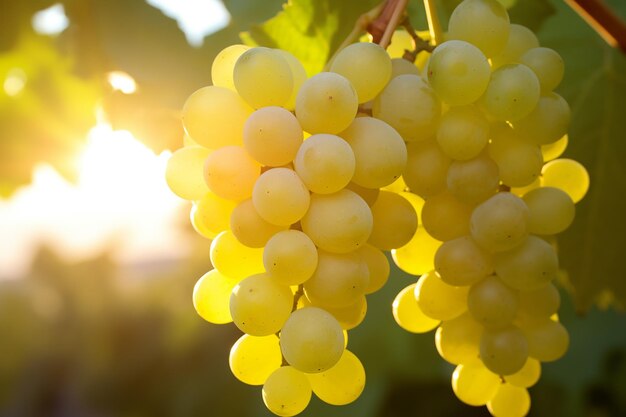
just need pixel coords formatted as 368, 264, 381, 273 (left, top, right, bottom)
392, 227, 442, 275
540, 158, 590, 203
480, 325, 529, 375
447, 154, 500, 205
468, 275, 519, 329
427, 40, 491, 106
204, 146, 261, 202
262, 366, 311, 417
521, 318, 569, 362
451, 363, 501, 406
229, 334, 282, 385
522, 186, 575, 235
280, 307, 345, 373
390, 57, 420, 78
435, 236, 494, 286
520, 47, 564, 93
470, 192, 530, 252
392, 283, 440, 333
490, 23, 539, 69
320, 296, 367, 330
295, 72, 358, 134
308, 350, 366, 406
230, 273, 293, 336
303, 250, 369, 308
345, 182, 380, 206
191, 192, 236, 239
368, 191, 418, 250
182, 86, 252, 148
234, 47, 293, 109
330, 42, 392, 103
193, 269, 240, 324
210, 231, 264, 280
488, 123, 543, 187
301, 189, 373, 254
264, 230, 318, 286
230, 199, 287, 248
278, 50, 307, 111
435, 312, 483, 365
448, 0, 510, 58
340, 117, 408, 188
436, 105, 490, 161
487, 383, 531, 417
516, 283, 560, 321
211, 44, 250, 90
541, 134, 568, 162
293, 134, 355, 194
494, 236, 558, 291
252, 168, 311, 226
358, 244, 390, 294
243, 106, 303, 167
512, 92, 571, 145
415, 270, 469, 321
404, 139, 451, 198
505, 357, 541, 388
372, 74, 441, 142
480, 64, 540, 122
421, 191, 473, 241
165, 146, 211, 200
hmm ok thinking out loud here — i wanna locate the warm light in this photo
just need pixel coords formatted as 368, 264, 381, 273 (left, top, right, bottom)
3, 68, 27, 97
32, 3, 69, 36
107, 71, 137, 94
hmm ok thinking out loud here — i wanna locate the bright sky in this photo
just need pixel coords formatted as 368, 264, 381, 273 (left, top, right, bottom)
1, 2, 230, 278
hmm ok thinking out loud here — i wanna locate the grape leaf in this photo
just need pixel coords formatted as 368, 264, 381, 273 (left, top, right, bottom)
240, 0, 379, 76
538, 0, 626, 310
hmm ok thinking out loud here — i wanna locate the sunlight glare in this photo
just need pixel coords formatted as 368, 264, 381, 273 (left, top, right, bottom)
107, 71, 137, 94
32, 3, 69, 36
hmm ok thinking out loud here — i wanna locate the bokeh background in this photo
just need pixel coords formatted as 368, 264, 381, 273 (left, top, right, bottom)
1, 0, 625, 416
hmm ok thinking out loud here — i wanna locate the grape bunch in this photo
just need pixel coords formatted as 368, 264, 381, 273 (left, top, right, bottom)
165, 0, 590, 414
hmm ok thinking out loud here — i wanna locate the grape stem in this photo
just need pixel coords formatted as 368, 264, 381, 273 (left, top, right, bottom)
422, 0, 443, 46
292, 284, 305, 312
565, 0, 626, 53
400, 18, 435, 62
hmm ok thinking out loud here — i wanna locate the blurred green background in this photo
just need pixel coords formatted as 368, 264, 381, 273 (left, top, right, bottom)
1, 0, 626, 416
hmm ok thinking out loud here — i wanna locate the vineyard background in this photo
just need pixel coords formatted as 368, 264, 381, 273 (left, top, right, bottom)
0, 0, 625, 416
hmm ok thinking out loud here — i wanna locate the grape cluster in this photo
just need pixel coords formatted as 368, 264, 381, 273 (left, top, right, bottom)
165, 0, 589, 415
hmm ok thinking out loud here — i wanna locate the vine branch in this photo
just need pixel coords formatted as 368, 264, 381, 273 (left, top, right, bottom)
565, 0, 626, 54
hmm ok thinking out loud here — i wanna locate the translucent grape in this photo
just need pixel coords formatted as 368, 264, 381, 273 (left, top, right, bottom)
308, 350, 366, 406
541, 134, 568, 162
340, 117, 408, 188
229, 334, 282, 385
436, 105, 490, 161
421, 191, 473, 241
470, 192, 530, 252
512, 92, 571, 145
368, 191, 418, 250
427, 40, 491, 106
280, 307, 345, 373
243, 106, 303, 166
191, 192, 236, 239
494, 236, 558, 291
182, 86, 252, 148
435, 312, 483, 365
301, 189, 373, 254
415, 271, 469, 321
262, 366, 311, 417
392, 227, 442, 275
358, 244, 390, 294
392, 283, 441, 333
278, 50, 307, 110
522, 318, 569, 362
523, 186, 575, 235
490, 23, 539, 69
487, 383, 531, 417
517, 283, 560, 321
452, 364, 501, 406
211, 44, 250, 90
447, 154, 500, 205
390, 57, 420, 78
468, 275, 519, 329
372, 74, 441, 142
264, 230, 318, 286
448, 0, 510, 58
210, 231, 264, 280
230, 273, 293, 336
230, 199, 287, 248
319, 296, 367, 331
435, 236, 494, 286
234, 47, 293, 108
541, 158, 590, 203
165, 146, 210, 200
346, 182, 380, 206
294, 134, 355, 194
403, 139, 451, 198
252, 168, 310, 226
488, 123, 543, 187
480, 64, 540, 122
480, 325, 529, 375
204, 146, 260, 201
330, 42, 392, 103
506, 357, 541, 388
295, 72, 358, 134
193, 269, 239, 324
520, 47, 564, 93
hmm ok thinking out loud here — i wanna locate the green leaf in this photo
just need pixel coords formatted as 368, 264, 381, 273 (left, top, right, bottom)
539, 0, 626, 310
241, 0, 379, 76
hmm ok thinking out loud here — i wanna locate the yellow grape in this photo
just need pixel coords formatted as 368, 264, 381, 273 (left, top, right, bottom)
252, 168, 311, 226
516, 283, 560, 321
436, 105, 490, 161
203, 146, 260, 202
490, 23, 539, 69
447, 154, 500, 205
470, 192, 530, 252
487, 383, 531, 417
523, 186, 575, 235
480, 325, 529, 375
210, 231, 264, 280
448, 0, 510, 58
468, 275, 519, 329
229, 334, 282, 385
488, 123, 543, 187
278, 50, 307, 111
521, 318, 569, 362
368, 191, 418, 251
415, 270, 469, 321
421, 191, 473, 241
390, 57, 420, 78
321, 296, 368, 331
404, 139, 451, 198
512, 92, 571, 145
520, 47, 565, 93
479, 64, 540, 122
165, 146, 210, 200
211, 44, 250, 90
346, 182, 380, 206
435, 312, 483, 365
435, 235, 494, 286
191, 192, 236, 239
541, 134, 568, 162
540, 158, 590, 203
262, 366, 311, 417
192, 269, 239, 324
392, 283, 440, 333
452, 363, 501, 406
264, 230, 318, 286
358, 244, 390, 294
307, 350, 366, 406
392, 227, 442, 276
505, 357, 541, 388
494, 236, 558, 291
230, 199, 287, 248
